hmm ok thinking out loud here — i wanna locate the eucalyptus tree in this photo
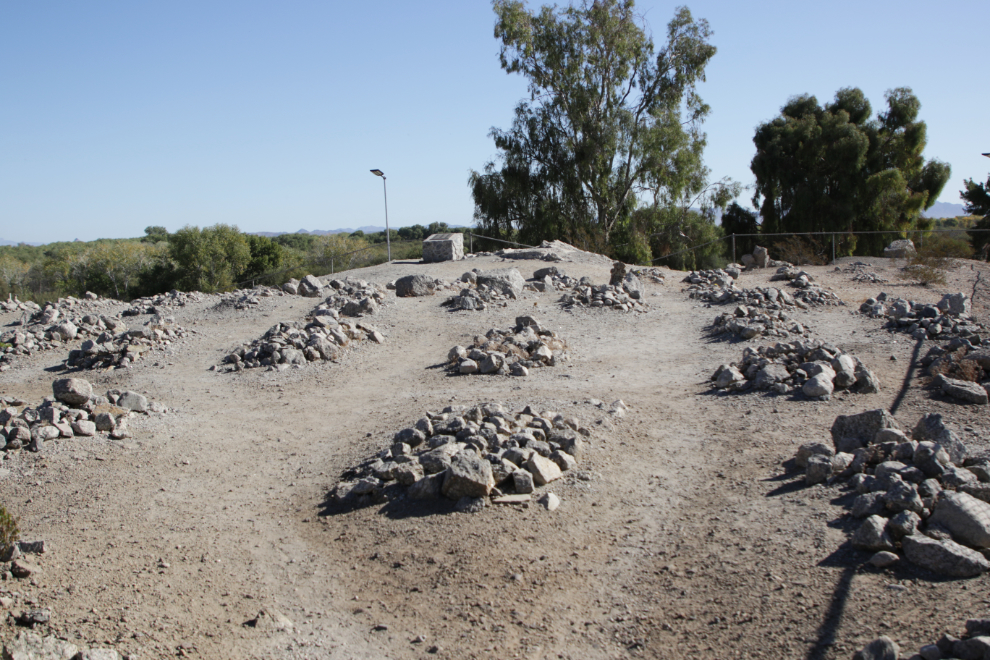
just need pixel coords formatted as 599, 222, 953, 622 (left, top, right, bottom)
470, 0, 731, 252
963, 172, 990, 257
751, 87, 950, 256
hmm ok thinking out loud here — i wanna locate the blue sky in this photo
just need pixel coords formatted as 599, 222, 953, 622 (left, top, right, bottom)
1, 1, 987, 244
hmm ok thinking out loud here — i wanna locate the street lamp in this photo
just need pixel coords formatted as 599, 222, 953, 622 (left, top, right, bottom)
370, 169, 390, 263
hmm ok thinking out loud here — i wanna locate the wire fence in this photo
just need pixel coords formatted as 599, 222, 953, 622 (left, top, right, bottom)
236, 231, 535, 288
652, 227, 989, 267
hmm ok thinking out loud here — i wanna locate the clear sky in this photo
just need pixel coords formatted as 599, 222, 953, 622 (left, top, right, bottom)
2, 1, 987, 244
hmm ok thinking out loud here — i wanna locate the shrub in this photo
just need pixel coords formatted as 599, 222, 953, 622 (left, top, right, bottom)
897, 232, 972, 287
0, 504, 19, 557
772, 236, 829, 265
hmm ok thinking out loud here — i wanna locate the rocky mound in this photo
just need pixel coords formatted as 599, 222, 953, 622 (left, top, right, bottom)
2, 377, 164, 452
66, 314, 189, 370
861, 292, 985, 343
556, 263, 647, 311
855, 618, 990, 660
442, 268, 525, 310
710, 307, 810, 341
331, 401, 619, 512
447, 316, 566, 377
0, 296, 129, 371
124, 289, 206, 314
795, 410, 990, 578
210, 285, 287, 311
711, 340, 879, 398
687, 267, 841, 309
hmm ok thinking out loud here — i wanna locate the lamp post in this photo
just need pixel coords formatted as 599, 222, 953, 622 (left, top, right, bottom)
370, 169, 390, 263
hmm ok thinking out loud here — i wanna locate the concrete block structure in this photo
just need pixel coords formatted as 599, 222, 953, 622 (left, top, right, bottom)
422, 233, 464, 263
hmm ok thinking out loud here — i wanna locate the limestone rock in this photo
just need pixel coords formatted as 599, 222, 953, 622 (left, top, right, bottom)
526, 454, 562, 486
883, 239, 916, 258
395, 275, 436, 298
1, 631, 79, 660
853, 636, 900, 660
52, 378, 92, 405
441, 451, 495, 499
929, 491, 990, 548
902, 533, 990, 577
851, 515, 894, 551
475, 268, 525, 297
831, 409, 899, 453
935, 374, 989, 405
116, 391, 148, 412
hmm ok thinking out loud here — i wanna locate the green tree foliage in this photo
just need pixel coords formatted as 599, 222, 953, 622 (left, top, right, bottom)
242, 235, 288, 281
963, 174, 990, 258
470, 0, 730, 252
273, 233, 319, 251
310, 234, 369, 273
142, 226, 169, 243
752, 87, 950, 256
719, 202, 760, 259
0, 255, 30, 296
167, 224, 251, 293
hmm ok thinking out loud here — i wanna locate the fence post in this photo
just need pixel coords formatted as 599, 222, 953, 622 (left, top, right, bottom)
832, 234, 835, 264
470, 233, 473, 254
731, 234, 736, 264
331, 257, 334, 275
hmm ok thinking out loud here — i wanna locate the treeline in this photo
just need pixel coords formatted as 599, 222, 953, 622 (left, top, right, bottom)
0, 222, 464, 303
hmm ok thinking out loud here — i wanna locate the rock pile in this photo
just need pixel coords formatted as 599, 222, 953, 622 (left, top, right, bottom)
557, 265, 647, 311
442, 268, 526, 310
711, 307, 810, 341
919, 343, 990, 405
711, 340, 879, 398
795, 409, 990, 578
212, 285, 286, 310
837, 262, 888, 284
123, 289, 205, 314
1, 302, 133, 371
2, 378, 163, 452
2, 631, 124, 660
332, 401, 614, 511
856, 618, 990, 660
448, 317, 566, 377
66, 315, 189, 370
223, 314, 383, 373
320, 277, 388, 317
687, 268, 842, 308
861, 292, 985, 343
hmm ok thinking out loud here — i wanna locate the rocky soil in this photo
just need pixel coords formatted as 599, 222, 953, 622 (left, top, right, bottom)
2, 248, 990, 659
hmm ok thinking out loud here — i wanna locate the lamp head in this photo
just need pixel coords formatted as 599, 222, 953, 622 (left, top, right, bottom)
370, 169, 385, 177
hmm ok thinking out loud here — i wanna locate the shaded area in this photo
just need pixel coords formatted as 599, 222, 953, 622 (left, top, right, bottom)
888, 336, 924, 416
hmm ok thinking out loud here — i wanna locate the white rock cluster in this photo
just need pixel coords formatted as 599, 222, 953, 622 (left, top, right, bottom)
448, 316, 567, 377
66, 314, 188, 370
796, 410, 990, 578
855, 618, 990, 660
2, 377, 163, 452
711, 307, 810, 341
331, 401, 619, 512
861, 291, 985, 343
712, 340, 879, 399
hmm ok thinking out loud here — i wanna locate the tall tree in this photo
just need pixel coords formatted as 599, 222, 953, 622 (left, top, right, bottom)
167, 224, 250, 293
470, 0, 730, 251
751, 87, 950, 256
963, 172, 990, 257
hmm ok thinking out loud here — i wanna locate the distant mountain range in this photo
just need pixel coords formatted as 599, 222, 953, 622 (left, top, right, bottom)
922, 202, 967, 218
251, 225, 469, 238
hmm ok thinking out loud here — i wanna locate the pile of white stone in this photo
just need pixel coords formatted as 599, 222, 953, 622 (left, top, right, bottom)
124, 289, 205, 315
688, 269, 841, 309
331, 401, 615, 512
1, 301, 130, 371
854, 619, 990, 660
448, 316, 566, 377
286, 275, 388, 316
3, 632, 124, 660
223, 313, 383, 373
557, 263, 646, 312
796, 409, 990, 578
712, 340, 879, 398
66, 315, 189, 370
212, 285, 287, 311
861, 291, 984, 343
2, 377, 162, 451
441, 268, 526, 311
837, 262, 888, 284
711, 306, 810, 341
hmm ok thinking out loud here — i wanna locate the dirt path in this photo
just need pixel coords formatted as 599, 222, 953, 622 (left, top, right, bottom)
2, 254, 990, 659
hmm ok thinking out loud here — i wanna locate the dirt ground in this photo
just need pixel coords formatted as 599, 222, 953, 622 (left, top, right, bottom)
2, 250, 990, 660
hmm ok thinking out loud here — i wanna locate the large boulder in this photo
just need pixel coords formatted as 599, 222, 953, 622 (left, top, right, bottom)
935, 374, 989, 405
913, 413, 967, 464
297, 274, 324, 297
830, 409, 899, 454
116, 391, 148, 412
850, 515, 894, 551
475, 268, 525, 297
752, 364, 789, 390
902, 533, 990, 577
883, 239, 916, 258
938, 292, 971, 316
853, 636, 899, 660
52, 378, 92, 405
394, 274, 436, 297
752, 246, 769, 268
803, 373, 835, 398
929, 491, 990, 548
441, 451, 495, 499
621, 272, 644, 300
1, 631, 80, 660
